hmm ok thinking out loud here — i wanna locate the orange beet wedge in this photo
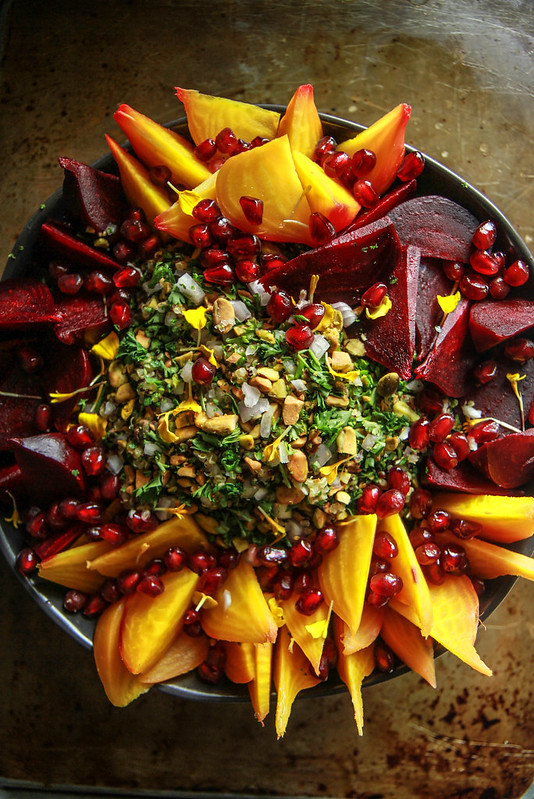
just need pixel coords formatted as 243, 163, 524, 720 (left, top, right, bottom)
224, 641, 256, 684
391, 575, 492, 676
277, 84, 323, 159
334, 616, 375, 736
38, 540, 111, 593
273, 624, 321, 738
249, 642, 273, 724
200, 559, 278, 644
215, 136, 314, 244
119, 568, 199, 674
93, 598, 150, 707
380, 606, 436, 688
340, 603, 384, 656
431, 493, 534, 543
175, 87, 280, 145
292, 150, 361, 232
318, 514, 377, 635
279, 593, 330, 676
113, 104, 210, 189
105, 134, 170, 227
155, 172, 218, 242
435, 532, 534, 582
139, 630, 209, 684
86, 515, 210, 578
337, 103, 411, 195
379, 513, 433, 638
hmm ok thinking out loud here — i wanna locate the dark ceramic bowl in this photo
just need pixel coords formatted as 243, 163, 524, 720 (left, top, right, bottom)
1, 109, 533, 702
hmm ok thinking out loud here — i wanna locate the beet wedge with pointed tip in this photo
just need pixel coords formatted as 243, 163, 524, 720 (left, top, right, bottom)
6, 433, 86, 503
273, 624, 321, 739
40, 221, 121, 271
277, 84, 323, 159
53, 292, 110, 345
425, 458, 524, 496
430, 493, 534, 543
0, 278, 57, 329
469, 298, 534, 353
469, 429, 534, 489
340, 179, 417, 235
415, 257, 454, 362
59, 156, 126, 235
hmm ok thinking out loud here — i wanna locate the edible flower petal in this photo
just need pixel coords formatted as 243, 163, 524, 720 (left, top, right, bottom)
365, 295, 392, 320
437, 291, 461, 315
325, 353, 360, 382
91, 331, 120, 361
78, 411, 107, 438
268, 597, 286, 628
183, 306, 208, 330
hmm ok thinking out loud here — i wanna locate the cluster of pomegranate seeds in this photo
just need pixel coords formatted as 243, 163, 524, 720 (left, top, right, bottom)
408, 404, 477, 472
192, 126, 268, 175
366, 528, 403, 607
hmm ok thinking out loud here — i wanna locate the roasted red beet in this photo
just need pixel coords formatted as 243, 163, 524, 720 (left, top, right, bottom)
59, 156, 126, 235
469, 299, 534, 352
5, 433, 86, 504
0, 278, 57, 329
468, 429, 534, 488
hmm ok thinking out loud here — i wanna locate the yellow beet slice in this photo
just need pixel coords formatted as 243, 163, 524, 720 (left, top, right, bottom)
334, 616, 375, 736
154, 172, 218, 242
200, 559, 278, 644
93, 598, 150, 707
341, 603, 384, 656
248, 642, 273, 724
380, 606, 436, 688
379, 513, 433, 638
139, 630, 209, 684
215, 136, 313, 243
317, 514, 377, 635
38, 540, 112, 593
87, 515, 210, 578
436, 531, 534, 581
224, 641, 256, 684
391, 574, 492, 677
176, 87, 280, 145
337, 103, 411, 195
292, 150, 360, 232
119, 568, 199, 674
114, 104, 210, 189
273, 624, 321, 738
431, 493, 534, 543
277, 84, 323, 159
280, 594, 330, 676
105, 134, 170, 227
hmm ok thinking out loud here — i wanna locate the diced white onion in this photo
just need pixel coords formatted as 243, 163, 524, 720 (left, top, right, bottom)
331, 301, 357, 327
242, 381, 261, 408
278, 441, 289, 463
176, 273, 205, 305
238, 397, 270, 422
101, 401, 116, 418
291, 378, 307, 393
231, 300, 252, 322
106, 453, 124, 474
222, 589, 232, 611
245, 344, 258, 357
282, 358, 296, 375
159, 397, 175, 412
260, 406, 275, 438
180, 360, 193, 383
314, 443, 332, 467
254, 487, 269, 501
310, 334, 330, 359
362, 433, 377, 451
462, 403, 483, 419
144, 441, 161, 457
248, 279, 271, 305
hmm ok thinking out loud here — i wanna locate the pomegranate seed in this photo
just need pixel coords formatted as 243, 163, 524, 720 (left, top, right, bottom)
504, 337, 534, 363
322, 151, 352, 181
136, 575, 165, 596
433, 440, 459, 470
370, 571, 403, 597
426, 510, 451, 533
357, 484, 381, 514
459, 272, 489, 301
109, 288, 129, 305
86, 270, 113, 295
440, 543, 468, 574
289, 539, 313, 568
489, 276, 511, 300
18, 346, 43, 372
67, 425, 95, 449
428, 413, 455, 443
313, 135, 337, 163
100, 578, 121, 604
112, 240, 136, 264
299, 302, 325, 329
374, 640, 396, 673
408, 418, 430, 450
149, 164, 172, 186
273, 571, 294, 600
410, 488, 433, 519
235, 258, 260, 283
191, 356, 216, 385
227, 234, 261, 258
285, 324, 314, 350
396, 150, 425, 181
261, 252, 287, 271
352, 179, 379, 208
34, 404, 52, 432
470, 250, 500, 277
142, 558, 166, 578
267, 290, 293, 322
87, 485, 102, 502
218, 550, 239, 570
418, 389, 444, 416
49, 260, 69, 279
47, 502, 66, 530
164, 546, 187, 571
63, 589, 88, 613
110, 301, 133, 329
200, 247, 229, 269
409, 527, 434, 549
76, 503, 103, 525
503, 259, 529, 287
473, 359, 498, 385
257, 546, 288, 567
215, 127, 239, 154
197, 662, 223, 684
16, 547, 40, 574
117, 569, 141, 594
293, 570, 313, 594
81, 446, 106, 476
361, 282, 388, 309
99, 523, 127, 546
351, 148, 376, 178
425, 561, 445, 585
82, 594, 107, 618
189, 552, 217, 574
309, 212, 336, 243
120, 218, 150, 243
250, 135, 269, 148
468, 419, 500, 444
387, 466, 410, 496
296, 588, 324, 616
208, 155, 225, 172
239, 196, 264, 226
184, 608, 200, 626
189, 223, 213, 249
126, 508, 158, 534
472, 220, 498, 250
113, 266, 140, 288
198, 566, 227, 595
375, 489, 405, 519
443, 260, 465, 282
99, 472, 120, 500
317, 638, 338, 680
58, 273, 84, 295
450, 518, 482, 540
314, 525, 339, 554
59, 498, 80, 520
194, 139, 217, 162
373, 530, 398, 560
415, 541, 441, 566
193, 199, 221, 223
366, 590, 389, 608
184, 620, 203, 638
203, 262, 235, 285
447, 431, 470, 462
209, 216, 236, 243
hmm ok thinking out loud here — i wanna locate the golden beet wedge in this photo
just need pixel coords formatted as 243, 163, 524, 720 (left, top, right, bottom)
292, 150, 361, 232
38, 540, 111, 593
279, 593, 330, 677
333, 616, 375, 736
431, 493, 534, 543
380, 606, 436, 688
273, 624, 321, 738
277, 84, 323, 159
140, 630, 210, 684
249, 642, 273, 724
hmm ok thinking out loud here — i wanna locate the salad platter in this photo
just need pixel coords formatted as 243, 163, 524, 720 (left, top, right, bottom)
1, 84, 534, 738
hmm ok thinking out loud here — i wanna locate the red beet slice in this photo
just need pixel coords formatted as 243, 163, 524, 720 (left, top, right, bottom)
259, 217, 402, 304
34, 524, 85, 560
387, 195, 479, 262
40, 221, 120, 271
8, 433, 86, 503
468, 429, 534, 488
59, 156, 125, 235
424, 458, 524, 495
415, 257, 453, 362
363, 245, 420, 380
469, 298, 534, 352
0, 366, 42, 437
0, 463, 27, 503
340, 179, 417, 234
54, 292, 110, 345
415, 297, 475, 397
42, 344, 94, 432
0, 278, 57, 329
465, 356, 534, 432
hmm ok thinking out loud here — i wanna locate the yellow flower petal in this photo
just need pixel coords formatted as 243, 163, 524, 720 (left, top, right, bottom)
193, 592, 218, 611
315, 302, 335, 332
183, 306, 208, 330
325, 354, 360, 382
305, 601, 333, 639
91, 331, 120, 360
262, 426, 291, 463
4, 491, 21, 529
319, 457, 352, 485
365, 295, 392, 320
507, 372, 526, 429
78, 411, 108, 438
268, 597, 286, 628
199, 344, 218, 366
258, 507, 286, 538
437, 291, 461, 315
